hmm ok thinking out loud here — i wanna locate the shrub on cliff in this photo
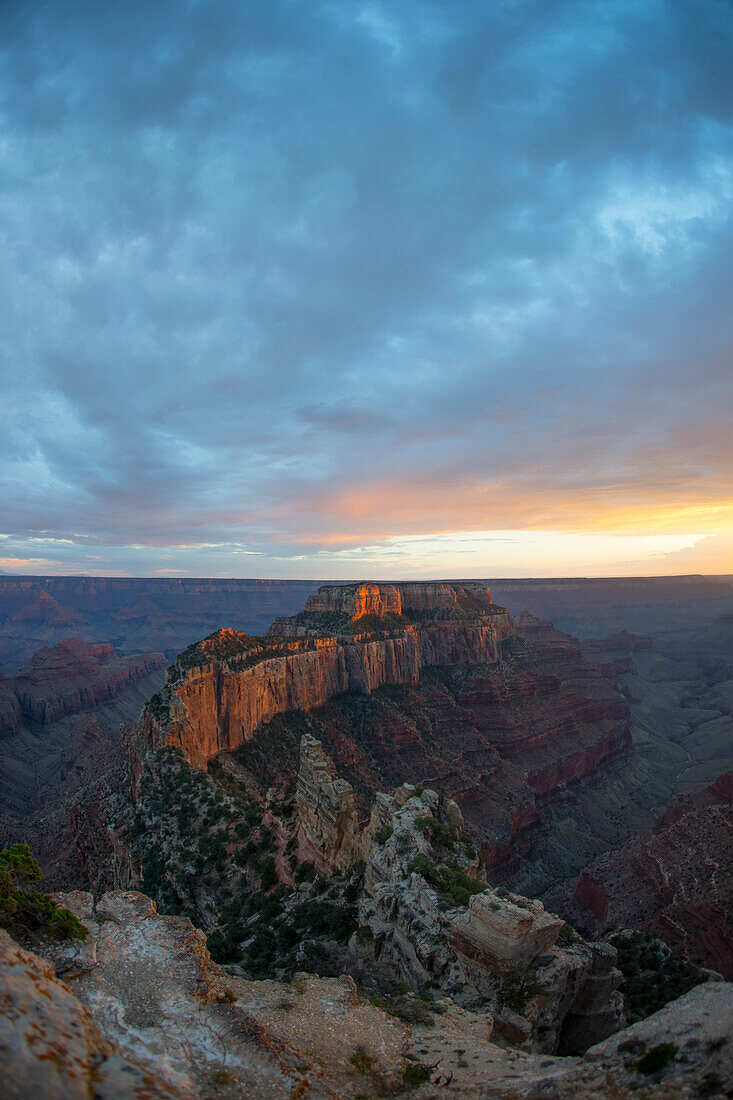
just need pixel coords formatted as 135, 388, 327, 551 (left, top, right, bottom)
0, 843, 88, 942
408, 853, 485, 907
498, 963, 540, 1014
611, 932, 705, 1022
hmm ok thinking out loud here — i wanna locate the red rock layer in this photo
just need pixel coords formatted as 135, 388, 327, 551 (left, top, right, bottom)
164, 616, 630, 873
133, 591, 629, 866
155, 618, 512, 770
0, 638, 167, 735
572, 772, 733, 978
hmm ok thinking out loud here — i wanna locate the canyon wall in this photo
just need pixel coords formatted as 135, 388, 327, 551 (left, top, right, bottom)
0, 638, 166, 737
0, 576, 324, 672
130, 586, 630, 877
568, 771, 733, 979
141, 583, 514, 769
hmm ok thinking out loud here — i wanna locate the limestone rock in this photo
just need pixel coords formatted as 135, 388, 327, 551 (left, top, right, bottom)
296, 734, 361, 873
452, 889, 563, 973
34, 890, 327, 1098
0, 928, 176, 1099
360, 784, 478, 990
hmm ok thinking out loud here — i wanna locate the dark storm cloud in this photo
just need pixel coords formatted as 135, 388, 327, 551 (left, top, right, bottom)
0, 0, 732, 574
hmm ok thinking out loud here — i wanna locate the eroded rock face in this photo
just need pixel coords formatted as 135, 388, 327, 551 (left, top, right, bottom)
0, 638, 166, 736
275, 580, 498, 626
140, 582, 514, 769
296, 734, 361, 873
451, 889, 625, 1054
4, 905, 730, 1100
359, 784, 477, 993
569, 770, 733, 978
452, 889, 563, 973
29, 891, 325, 1099
0, 928, 176, 1099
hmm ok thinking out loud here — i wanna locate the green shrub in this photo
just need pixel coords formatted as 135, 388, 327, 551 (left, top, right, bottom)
556, 922, 577, 946
402, 1062, 431, 1088
0, 844, 88, 942
408, 854, 484, 907
637, 1043, 678, 1075
498, 964, 539, 1014
374, 825, 393, 844
612, 932, 704, 1022
294, 861, 317, 884
369, 992, 436, 1027
258, 856, 277, 891
416, 815, 458, 848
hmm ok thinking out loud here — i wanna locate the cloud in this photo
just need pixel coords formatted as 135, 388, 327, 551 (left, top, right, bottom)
649, 532, 733, 575
0, 0, 731, 576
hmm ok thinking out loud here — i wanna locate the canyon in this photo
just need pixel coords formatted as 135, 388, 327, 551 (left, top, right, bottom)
4, 886, 731, 1099
2, 575, 733, 1097
2, 572, 731, 676
0, 638, 166, 875
134, 583, 631, 869
565, 770, 733, 980
0, 576, 323, 673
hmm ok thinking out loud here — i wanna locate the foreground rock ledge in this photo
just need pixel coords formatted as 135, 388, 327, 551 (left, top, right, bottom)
2, 891, 732, 1098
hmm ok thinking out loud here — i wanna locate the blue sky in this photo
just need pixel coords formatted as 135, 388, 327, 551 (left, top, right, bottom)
1, 0, 732, 577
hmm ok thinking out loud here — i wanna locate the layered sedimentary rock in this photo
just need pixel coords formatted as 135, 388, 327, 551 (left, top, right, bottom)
129, 585, 630, 875
0, 575, 324, 672
359, 783, 479, 992
296, 734, 361, 872
0, 638, 166, 738
569, 770, 733, 978
451, 889, 624, 1054
0, 639, 167, 892
4, 638, 166, 731
452, 889, 563, 973
139, 583, 514, 769
5, 891, 731, 1099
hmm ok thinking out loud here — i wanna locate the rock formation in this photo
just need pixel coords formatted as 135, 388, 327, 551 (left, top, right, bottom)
0, 638, 166, 737
452, 889, 563, 972
0, 575, 324, 672
4, 889, 732, 1098
130, 586, 631, 879
451, 889, 624, 1053
568, 770, 733, 978
138, 582, 514, 769
0, 639, 167, 894
0, 926, 176, 1099
359, 783, 478, 993
296, 734, 361, 872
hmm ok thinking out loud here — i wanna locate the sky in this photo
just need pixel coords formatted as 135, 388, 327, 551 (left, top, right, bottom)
0, 0, 732, 579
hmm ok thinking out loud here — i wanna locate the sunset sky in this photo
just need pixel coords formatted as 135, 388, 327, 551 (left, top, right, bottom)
1, 0, 732, 578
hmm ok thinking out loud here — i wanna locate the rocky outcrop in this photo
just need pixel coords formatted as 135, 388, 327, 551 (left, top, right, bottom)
0, 638, 166, 735
24, 890, 325, 1098
140, 583, 514, 769
296, 734, 361, 873
272, 580, 499, 630
3, 900, 731, 1100
0, 927, 176, 1099
359, 783, 478, 993
452, 889, 563, 972
568, 770, 733, 978
450, 889, 624, 1054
